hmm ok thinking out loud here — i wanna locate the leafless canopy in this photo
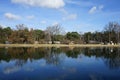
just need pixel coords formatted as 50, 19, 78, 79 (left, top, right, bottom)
45, 24, 62, 36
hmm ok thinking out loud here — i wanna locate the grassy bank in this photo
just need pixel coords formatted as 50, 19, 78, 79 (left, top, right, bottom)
0, 44, 120, 47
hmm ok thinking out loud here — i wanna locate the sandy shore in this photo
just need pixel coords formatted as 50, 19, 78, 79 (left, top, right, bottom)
0, 44, 120, 47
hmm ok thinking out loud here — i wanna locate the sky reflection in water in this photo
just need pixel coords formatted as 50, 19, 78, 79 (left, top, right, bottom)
0, 47, 120, 80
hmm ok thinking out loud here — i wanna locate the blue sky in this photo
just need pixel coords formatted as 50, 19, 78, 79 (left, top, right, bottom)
0, 0, 120, 32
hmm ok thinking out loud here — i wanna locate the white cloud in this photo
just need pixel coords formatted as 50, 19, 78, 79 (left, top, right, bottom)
89, 6, 97, 14
66, 0, 93, 7
26, 15, 35, 20
63, 14, 77, 20
40, 20, 46, 24
4, 13, 21, 20
89, 5, 104, 14
11, 0, 65, 9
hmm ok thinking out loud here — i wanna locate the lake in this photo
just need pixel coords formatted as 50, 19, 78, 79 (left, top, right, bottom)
0, 47, 120, 80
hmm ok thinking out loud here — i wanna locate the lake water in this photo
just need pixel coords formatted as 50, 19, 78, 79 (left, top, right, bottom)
0, 47, 120, 80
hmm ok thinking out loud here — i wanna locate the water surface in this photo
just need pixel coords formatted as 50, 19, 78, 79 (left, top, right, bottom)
0, 47, 120, 80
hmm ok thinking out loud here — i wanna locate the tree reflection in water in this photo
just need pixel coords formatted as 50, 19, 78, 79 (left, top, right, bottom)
104, 48, 120, 69
0, 47, 120, 69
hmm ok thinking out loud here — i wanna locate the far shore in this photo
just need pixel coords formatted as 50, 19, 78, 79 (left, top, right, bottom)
0, 44, 120, 47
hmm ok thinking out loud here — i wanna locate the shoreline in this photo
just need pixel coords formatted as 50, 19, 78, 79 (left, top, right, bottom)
0, 44, 120, 47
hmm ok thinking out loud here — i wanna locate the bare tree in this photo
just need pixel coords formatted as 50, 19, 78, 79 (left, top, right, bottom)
45, 24, 62, 44
114, 23, 120, 44
104, 22, 120, 44
16, 24, 28, 31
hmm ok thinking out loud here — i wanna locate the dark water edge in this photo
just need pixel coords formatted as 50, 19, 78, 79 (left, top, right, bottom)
0, 47, 120, 80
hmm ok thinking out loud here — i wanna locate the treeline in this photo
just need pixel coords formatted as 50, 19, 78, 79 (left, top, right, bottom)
0, 22, 120, 44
